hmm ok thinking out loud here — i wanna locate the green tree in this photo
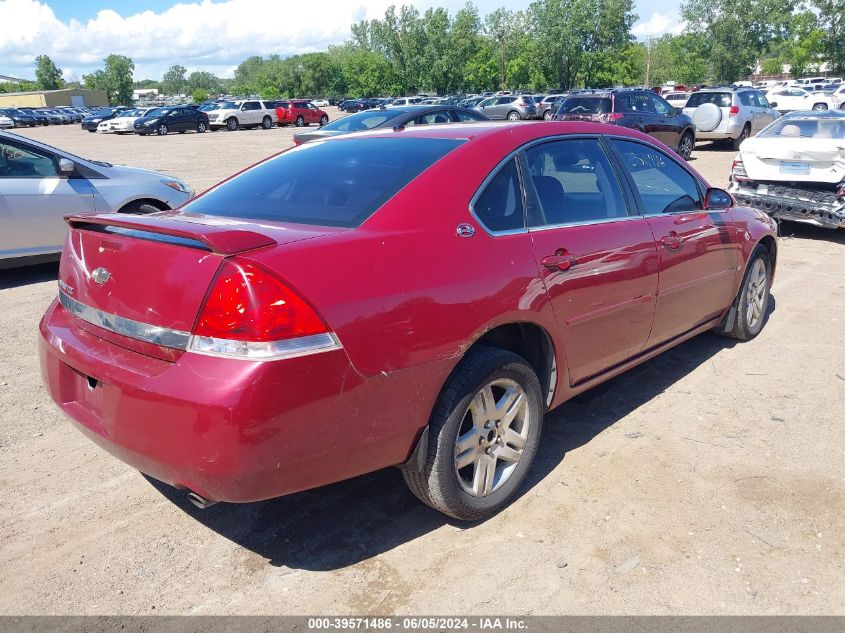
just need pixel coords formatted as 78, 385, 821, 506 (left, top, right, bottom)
811, 0, 844, 74
35, 55, 63, 90
186, 71, 221, 94
681, 0, 796, 82
84, 55, 135, 105
161, 64, 187, 95
192, 89, 209, 103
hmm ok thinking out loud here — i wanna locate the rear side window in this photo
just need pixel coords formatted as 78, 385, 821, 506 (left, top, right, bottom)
685, 92, 732, 108
611, 139, 702, 214
557, 98, 612, 115
454, 110, 485, 122
183, 137, 464, 227
525, 138, 627, 226
738, 92, 752, 106
473, 159, 525, 232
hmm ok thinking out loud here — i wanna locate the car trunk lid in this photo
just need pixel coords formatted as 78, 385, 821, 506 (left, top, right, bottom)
740, 138, 845, 183
58, 212, 339, 358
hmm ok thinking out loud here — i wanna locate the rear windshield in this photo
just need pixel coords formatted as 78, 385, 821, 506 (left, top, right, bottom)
182, 137, 464, 227
557, 97, 612, 115
759, 114, 845, 139
685, 92, 732, 108
321, 110, 404, 132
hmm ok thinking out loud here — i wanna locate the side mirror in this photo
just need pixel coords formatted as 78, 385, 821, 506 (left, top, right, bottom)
57, 158, 75, 177
705, 187, 733, 210
769, 102, 778, 108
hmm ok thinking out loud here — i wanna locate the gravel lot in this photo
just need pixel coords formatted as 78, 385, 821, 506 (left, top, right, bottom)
1, 116, 843, 615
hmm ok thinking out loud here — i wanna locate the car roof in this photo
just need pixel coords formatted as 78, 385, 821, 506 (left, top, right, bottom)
337, 120, 651, 143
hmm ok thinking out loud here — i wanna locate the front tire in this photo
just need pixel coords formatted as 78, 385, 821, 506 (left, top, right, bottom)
319, 115, 328, 126
226, 117, 238, 131
403, 346, 544, 521
157, 123, 169, 136
722, 246, 772, 340
119, 201, 163, 215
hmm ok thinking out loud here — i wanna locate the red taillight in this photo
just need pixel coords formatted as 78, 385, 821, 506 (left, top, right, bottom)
731, 159, 748, 181
593, 112, 623, 123
194, 259, 327, 342
729, 105, 740, 117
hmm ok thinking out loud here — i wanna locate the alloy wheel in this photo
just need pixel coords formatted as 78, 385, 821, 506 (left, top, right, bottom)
454, 378, 530, 497
745, 258, 767, 328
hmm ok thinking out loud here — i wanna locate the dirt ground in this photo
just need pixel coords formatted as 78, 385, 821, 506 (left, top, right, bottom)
1, 115, 843, 615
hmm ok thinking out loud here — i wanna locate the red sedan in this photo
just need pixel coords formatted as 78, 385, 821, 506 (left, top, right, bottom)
39, 122, 777, 520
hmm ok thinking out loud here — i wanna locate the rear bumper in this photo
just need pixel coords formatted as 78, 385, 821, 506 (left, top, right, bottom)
39, 298, 428, 503
695, 120, 745, 140
730, 181, 845, 229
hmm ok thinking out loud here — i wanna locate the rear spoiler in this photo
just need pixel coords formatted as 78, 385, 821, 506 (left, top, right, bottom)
65, 213, 277, 255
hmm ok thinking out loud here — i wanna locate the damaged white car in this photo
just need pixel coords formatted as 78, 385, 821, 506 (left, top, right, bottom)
729, 111, 845, 229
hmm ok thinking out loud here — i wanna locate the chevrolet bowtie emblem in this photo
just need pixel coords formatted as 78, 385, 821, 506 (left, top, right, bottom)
91, 267, 111, 285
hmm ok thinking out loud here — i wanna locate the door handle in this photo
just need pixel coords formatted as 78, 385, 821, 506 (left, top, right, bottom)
541, 249, 577, 271
661, 232, 682, 250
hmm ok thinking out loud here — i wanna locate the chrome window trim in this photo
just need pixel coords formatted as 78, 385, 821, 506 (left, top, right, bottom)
59, 290, 191, 349
468, 133, 610, 237
527, 214, 645, 233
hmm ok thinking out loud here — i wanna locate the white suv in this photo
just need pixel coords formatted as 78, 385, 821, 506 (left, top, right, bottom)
682, 88, 779, 149
207, 100, 277, 131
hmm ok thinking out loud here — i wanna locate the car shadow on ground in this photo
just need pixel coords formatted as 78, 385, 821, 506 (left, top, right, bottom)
777, 222, 845, 245
0, 261, 59, 290
146, 298, 776, 571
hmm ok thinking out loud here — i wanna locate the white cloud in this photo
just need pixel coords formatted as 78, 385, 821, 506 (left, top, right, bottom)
0, 0, 399, 79
632, 12, 686, 38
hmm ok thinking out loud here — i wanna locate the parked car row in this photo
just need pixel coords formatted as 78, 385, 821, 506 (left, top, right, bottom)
86, 100, 331, 136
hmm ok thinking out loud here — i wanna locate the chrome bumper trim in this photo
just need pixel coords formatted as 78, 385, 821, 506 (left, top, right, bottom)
58, 290, 191, 349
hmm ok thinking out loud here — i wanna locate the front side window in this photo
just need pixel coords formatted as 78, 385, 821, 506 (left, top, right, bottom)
611, 139, 702, 214
473, 158, 524, 232
0, 140, 58, 178
525, 138, 627, 226
183, 137, 464, 227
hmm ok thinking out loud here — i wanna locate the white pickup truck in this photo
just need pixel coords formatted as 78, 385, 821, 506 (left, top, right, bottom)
207, 100, 277, 131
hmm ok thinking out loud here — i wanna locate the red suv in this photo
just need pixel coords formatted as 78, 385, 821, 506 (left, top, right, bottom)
39, 123, 777, 520
275, 100, 328, 127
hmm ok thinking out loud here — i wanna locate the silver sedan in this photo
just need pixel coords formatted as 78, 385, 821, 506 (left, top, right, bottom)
0, 130, 193, 269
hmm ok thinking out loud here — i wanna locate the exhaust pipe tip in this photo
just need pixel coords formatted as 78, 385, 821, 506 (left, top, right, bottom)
186, 491, 218, 509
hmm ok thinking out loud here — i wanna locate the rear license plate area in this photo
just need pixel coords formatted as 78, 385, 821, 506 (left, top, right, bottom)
780, 161, 810, 175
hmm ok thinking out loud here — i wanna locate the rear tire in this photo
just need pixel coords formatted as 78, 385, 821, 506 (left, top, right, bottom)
543, 109, 553, 121
677, 131, 694, 160
722, 245, 772, 340
403, 346, 544, 521
812, 103, 828, 111
261, 116, 272, 129
295, 115, 305, 127
197, 121, 207, 133
506, 110, 521, 121
732, 124, 750, 150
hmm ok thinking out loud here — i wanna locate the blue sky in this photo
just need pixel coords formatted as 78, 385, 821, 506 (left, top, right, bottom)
1, 0, 684, 81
